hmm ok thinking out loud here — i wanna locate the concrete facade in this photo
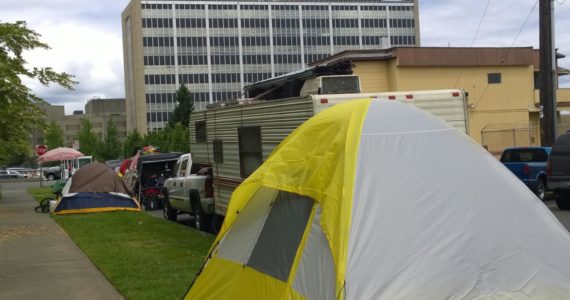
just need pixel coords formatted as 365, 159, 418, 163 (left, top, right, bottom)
122, 0, 420, 133
37, 99, 127, 150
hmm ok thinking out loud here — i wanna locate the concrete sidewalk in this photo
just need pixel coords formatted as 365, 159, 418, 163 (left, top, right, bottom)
0, 181, 123, 300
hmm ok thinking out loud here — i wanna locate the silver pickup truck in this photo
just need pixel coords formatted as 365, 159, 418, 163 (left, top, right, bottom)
162, 153, 214, 232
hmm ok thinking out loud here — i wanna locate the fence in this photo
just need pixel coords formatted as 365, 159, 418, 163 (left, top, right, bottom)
482, 122, 570, 156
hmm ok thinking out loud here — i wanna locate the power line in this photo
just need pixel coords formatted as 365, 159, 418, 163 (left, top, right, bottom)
508, 0, 539, 48
470, 0, 492, 47
454, 0, 493, 88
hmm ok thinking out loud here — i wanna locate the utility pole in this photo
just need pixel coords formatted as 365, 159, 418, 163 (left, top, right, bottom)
539, 0, 557, 146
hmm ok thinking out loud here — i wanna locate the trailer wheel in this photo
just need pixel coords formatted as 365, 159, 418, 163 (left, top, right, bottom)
190, 190, 212, 233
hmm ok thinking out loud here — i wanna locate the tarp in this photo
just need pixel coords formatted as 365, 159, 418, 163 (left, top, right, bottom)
53, 161, 140, 215
186, 99, 570, 299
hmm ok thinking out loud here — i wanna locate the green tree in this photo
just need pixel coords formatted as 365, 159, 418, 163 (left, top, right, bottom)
44, 120, 64, 150
167, 123, 189, 152
0, 21, 76, 164
77, 118, 97, 155
143, 129, 168, 152
98, 119, 122, 161
169, 84, 194, 128
123, 129, 143, 157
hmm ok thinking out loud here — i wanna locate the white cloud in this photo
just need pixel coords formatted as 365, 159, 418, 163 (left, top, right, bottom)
420, 0, 570, 88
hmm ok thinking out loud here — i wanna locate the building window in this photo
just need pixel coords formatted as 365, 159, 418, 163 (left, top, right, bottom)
238, 126, 262, 178
195, 121, 207, 143
488, 73, 502, 84
213, 139, 223, 163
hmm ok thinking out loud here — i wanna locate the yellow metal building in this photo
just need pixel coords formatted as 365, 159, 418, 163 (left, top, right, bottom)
310, 47, 570, 155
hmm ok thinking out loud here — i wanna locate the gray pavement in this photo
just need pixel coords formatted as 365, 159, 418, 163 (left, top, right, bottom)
0, 181, 123, 300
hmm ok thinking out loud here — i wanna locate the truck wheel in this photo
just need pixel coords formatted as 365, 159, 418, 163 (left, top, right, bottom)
535, 179, 546, 201
163, 195, 177, 222
47, 173, 55, 180
192, 205, 212, 233
555, 191, 570, 210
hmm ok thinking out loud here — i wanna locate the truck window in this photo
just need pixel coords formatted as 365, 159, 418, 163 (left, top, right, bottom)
238, 126, 262, 178
501, 149, 547, 163
172, 159, 181, 177
179, 157, 188, 176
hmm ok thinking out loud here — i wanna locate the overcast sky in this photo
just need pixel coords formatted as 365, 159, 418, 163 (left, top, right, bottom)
1, 0, 569, 114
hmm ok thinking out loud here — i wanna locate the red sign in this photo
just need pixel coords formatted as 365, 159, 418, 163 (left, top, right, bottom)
35, 144, 48, 156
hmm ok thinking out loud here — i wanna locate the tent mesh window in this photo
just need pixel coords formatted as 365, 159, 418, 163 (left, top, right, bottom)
246, 191, 313, 281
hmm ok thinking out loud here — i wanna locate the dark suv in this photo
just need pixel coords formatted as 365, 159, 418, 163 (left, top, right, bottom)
547, 133, 570, 209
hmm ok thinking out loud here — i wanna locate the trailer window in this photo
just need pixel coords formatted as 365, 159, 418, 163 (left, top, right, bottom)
195, 121, 207, 142
213, 139, 224, 163
238, 126, 262, 177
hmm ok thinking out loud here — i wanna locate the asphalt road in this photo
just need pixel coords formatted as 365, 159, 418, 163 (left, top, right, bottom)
544, 199, 570, 232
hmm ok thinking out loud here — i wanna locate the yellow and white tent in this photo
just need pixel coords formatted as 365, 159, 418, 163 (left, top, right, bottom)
187, 99, 570, 299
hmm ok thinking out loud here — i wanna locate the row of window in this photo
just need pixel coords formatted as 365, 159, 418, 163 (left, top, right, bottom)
156, 33, 403, 50
144, 17, 414, 30
389, 19, 415, 28
177, 36, 206, 47
144, 55, 175, 66
333, 36, 360, 45
174, 4, 204, 10
362, 19, 387, 28
175, 53, 310, 66
332, 19, 359, 28
142, 18, 173, 28
146, 93, 176, 104
178, 55, 207, 65
305, 53, 332, 64
274, 54, 302, 64
212, 73, 241, 83
176, 18, 206, 28
143, 4, 412, 12
145, 72, 279, 85
143, 37, 174, 47
147, 112, 172, 123
211, 55, 240, 65
244, 73, 272, 83
303, 18, 329, 28
212, 91, 241, 101
145, 74, 176, 85
273, 18, 300, 28
391, 35, 415, 45
145, 35, 413, 67
179, 74, 209, 84
274, 36, 301, 46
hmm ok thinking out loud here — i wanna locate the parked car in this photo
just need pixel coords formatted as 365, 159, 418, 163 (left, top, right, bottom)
500, 147, 551, 200
42, 166, 62, 180
7, 167, 35, 178
0, 169, 25, 179
163, 153, 214, 232
547, 133, 570, 209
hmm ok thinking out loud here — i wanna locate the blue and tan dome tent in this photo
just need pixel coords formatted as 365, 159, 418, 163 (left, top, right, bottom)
53, 161, 140, 214
186, 99, 570, 299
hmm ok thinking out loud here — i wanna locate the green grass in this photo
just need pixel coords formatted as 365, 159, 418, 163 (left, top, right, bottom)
28, 188, 215, 300
28, 187, 56, 202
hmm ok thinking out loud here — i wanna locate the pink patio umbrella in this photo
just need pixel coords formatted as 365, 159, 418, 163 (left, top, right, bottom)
37, 147, 84, 163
